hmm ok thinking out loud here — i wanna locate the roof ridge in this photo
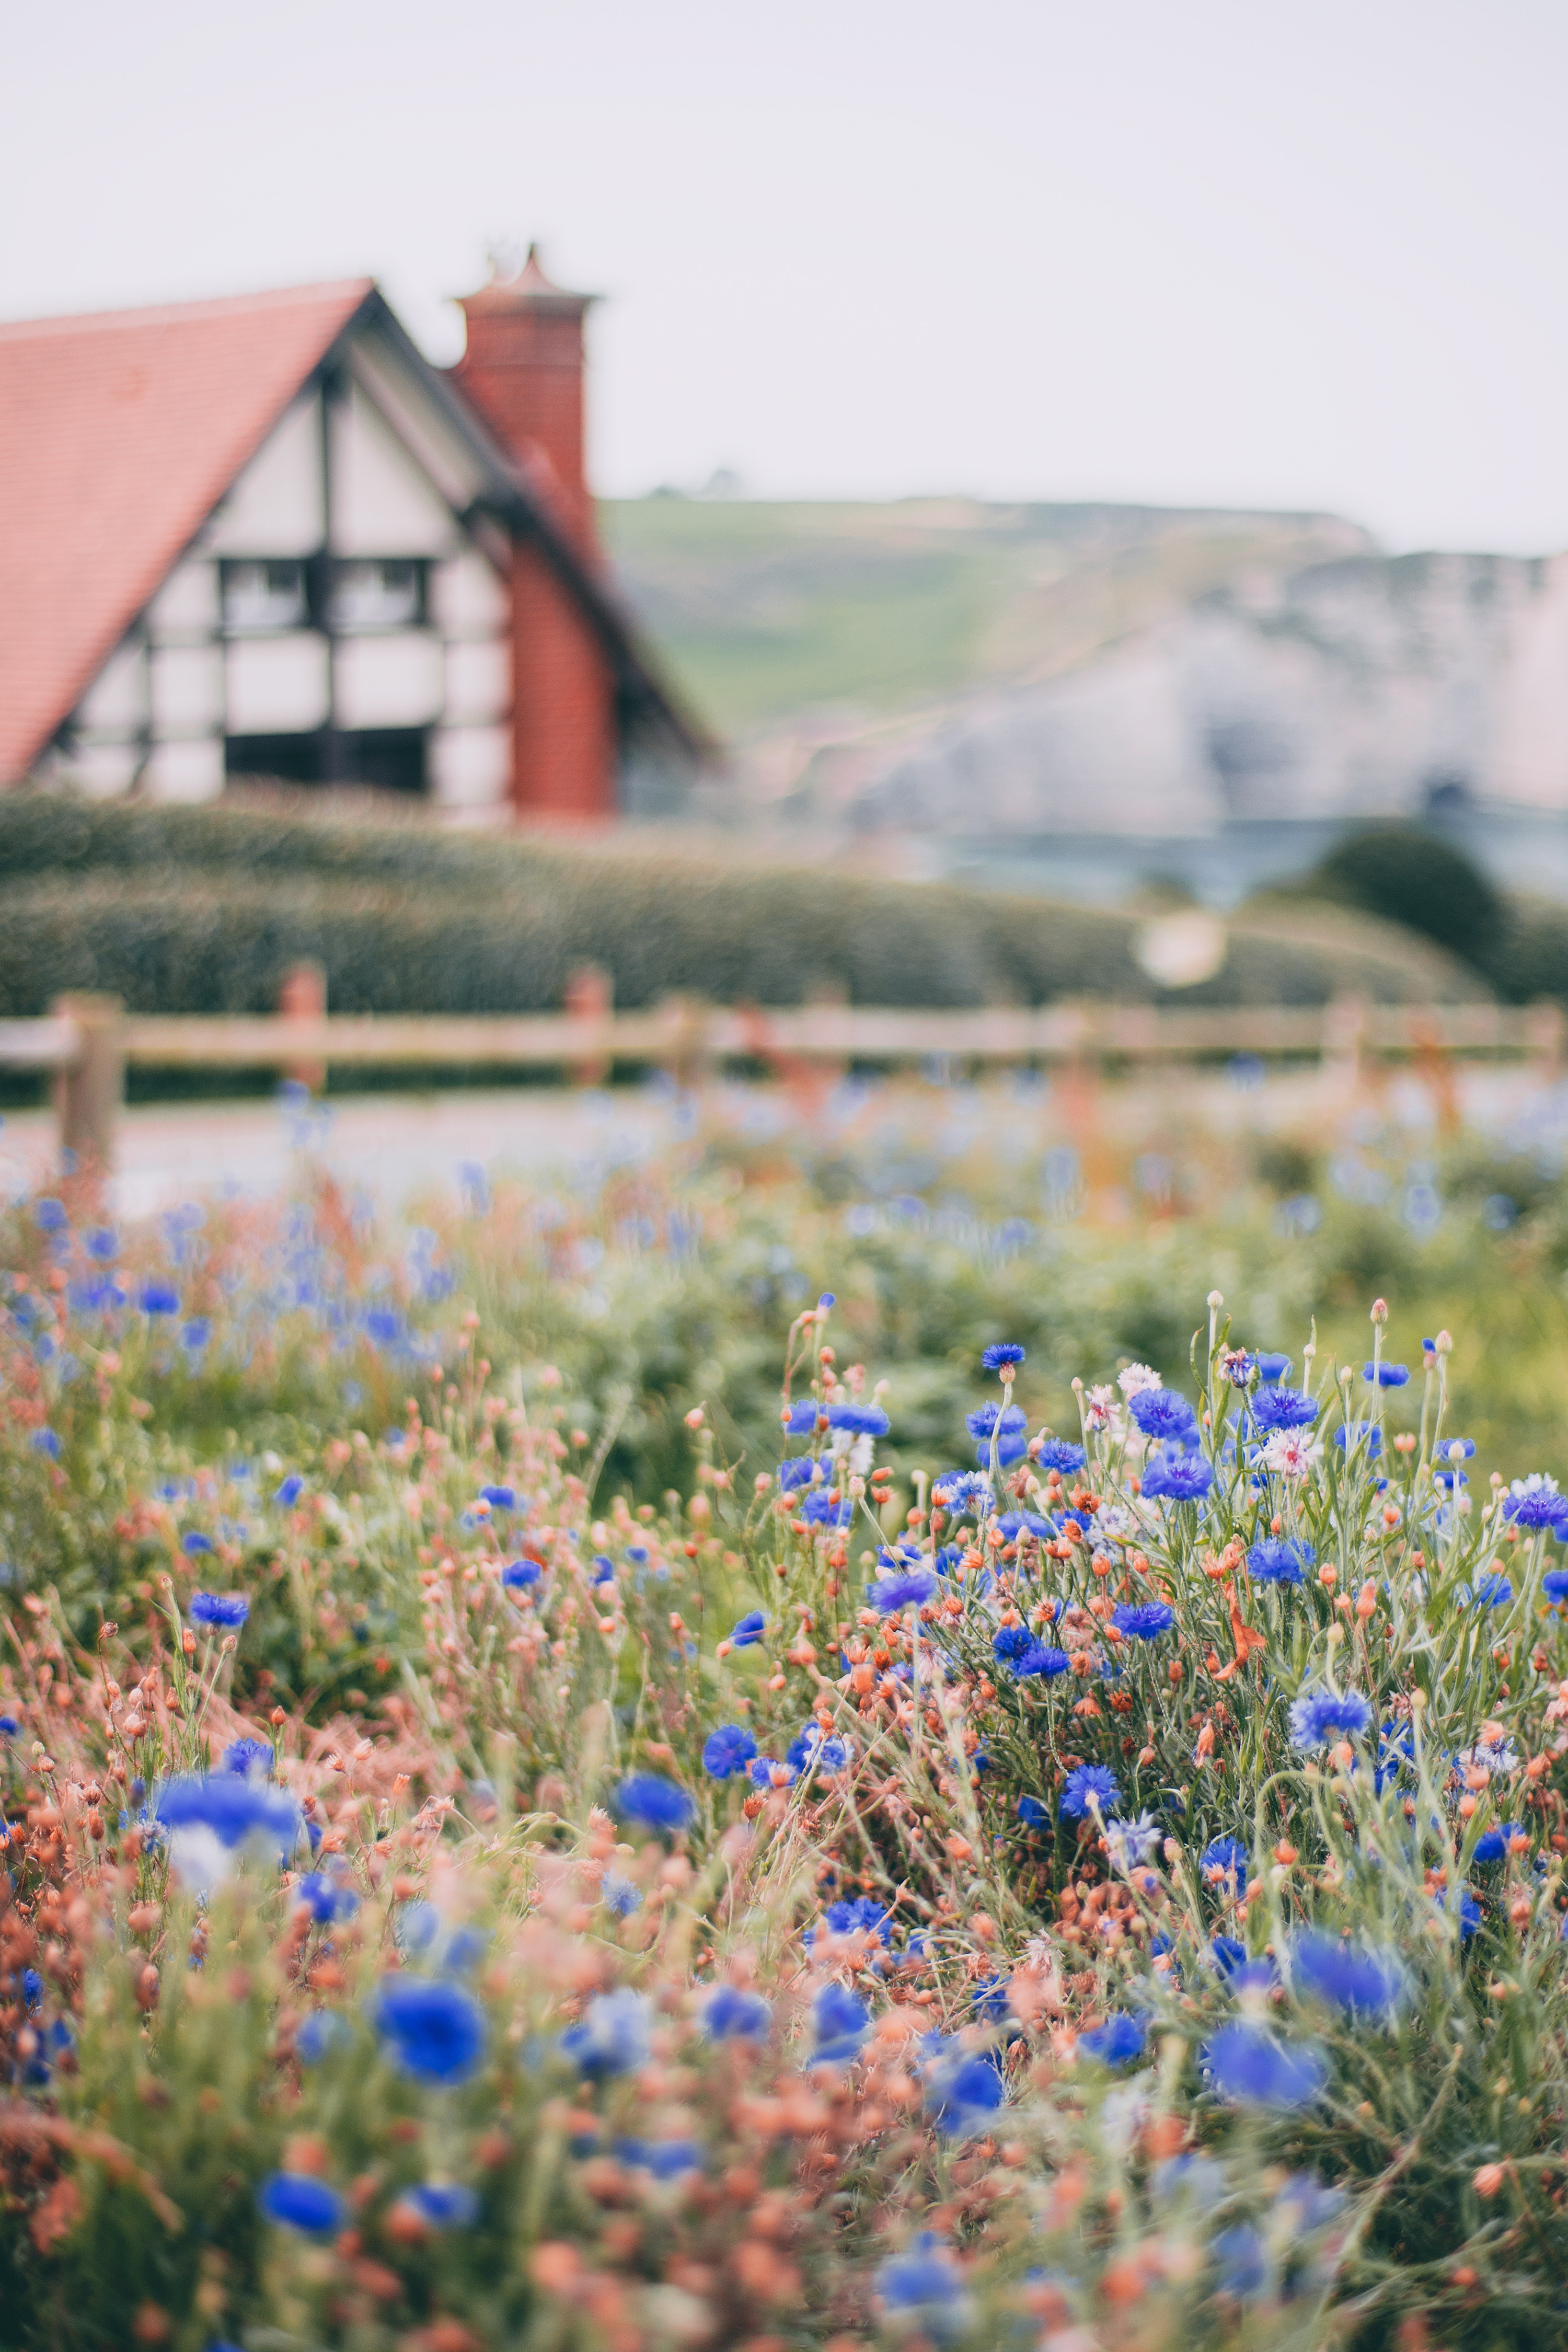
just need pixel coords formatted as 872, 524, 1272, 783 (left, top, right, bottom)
0, 279, 376, 342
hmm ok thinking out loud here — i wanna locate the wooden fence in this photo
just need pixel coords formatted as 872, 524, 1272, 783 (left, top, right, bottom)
1, 977, 1563, 1169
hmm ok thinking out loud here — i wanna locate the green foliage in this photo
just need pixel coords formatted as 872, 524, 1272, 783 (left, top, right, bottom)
1298, 824, 1506, 973
0, 792, 1474, 1022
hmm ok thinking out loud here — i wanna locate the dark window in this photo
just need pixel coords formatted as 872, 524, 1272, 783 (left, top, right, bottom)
224, 728, 428, 796
221, 560, 307, 633
329, 559, 426, 631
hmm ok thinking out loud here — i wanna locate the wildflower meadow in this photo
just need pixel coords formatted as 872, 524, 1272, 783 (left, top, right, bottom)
6, 1121, 1568, 2351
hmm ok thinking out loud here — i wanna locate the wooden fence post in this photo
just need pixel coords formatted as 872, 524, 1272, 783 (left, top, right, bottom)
53, 994, 124, 1174
1525, 998, 1566, 1080
563, 963, 614, 1087
278, 960, 326, 1093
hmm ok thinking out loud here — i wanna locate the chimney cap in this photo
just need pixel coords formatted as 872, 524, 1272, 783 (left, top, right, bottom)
460, 240, 599, 316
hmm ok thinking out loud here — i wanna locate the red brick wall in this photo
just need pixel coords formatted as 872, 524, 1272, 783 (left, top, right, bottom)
454, 279, 614, 822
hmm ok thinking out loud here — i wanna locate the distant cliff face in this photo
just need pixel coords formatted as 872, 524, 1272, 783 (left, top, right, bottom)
854, 549, 1568, 837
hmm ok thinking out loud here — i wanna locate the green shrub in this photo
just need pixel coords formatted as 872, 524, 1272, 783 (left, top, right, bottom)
0, 793, 1476, 1017
1294, 823, 1505, 972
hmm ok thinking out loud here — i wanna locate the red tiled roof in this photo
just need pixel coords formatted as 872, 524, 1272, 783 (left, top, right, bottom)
0, 280, 373, 780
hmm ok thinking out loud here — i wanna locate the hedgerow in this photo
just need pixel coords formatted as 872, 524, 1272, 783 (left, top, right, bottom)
0, 792, 1474, 1017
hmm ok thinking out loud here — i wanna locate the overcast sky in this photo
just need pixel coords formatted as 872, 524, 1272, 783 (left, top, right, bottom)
5, 0, 1566, 551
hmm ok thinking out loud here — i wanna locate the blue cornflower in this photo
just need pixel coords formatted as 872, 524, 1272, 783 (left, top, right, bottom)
139, 1283, 179, 1317
189, 1592, 248, 1629
21, 1969, 42, 2009
729, 1609, 767, 1646
965, 1400, 1029, 1467
221, 1738, 273, 1779
1435, 1887, 1483, 1943
1335, 1423, 1383, 1457
1201, 1836, 1249, 1894
811, 1982, 869, 2064
875, 2235, 969, 2341
781, 1399, 820, 1436
1060, 1764, 1120, 1819
1471, 1820, 1523, 1864
295, 2011, 352, 2065
927, 2050, 1005, 2133
1212, 2225, 1267, 2298
0, 1715, 17, 1737
932, 1471, 993, 1515
703, 1986, 772, 2040
273, 1473, 304, 1506
296, 1872, 360, 1925
869, 1568, 938, 1611
1014, 1642, 1070, 1679
478, 1484, 516, 1510
258, 2173, 343, 2233
371, 1976, 486, 2085
181, 1531, 214, 1557
1104, 1812, 1159, 1869
1256, 1353, 1292, 1383
1290, 1931, 1404, 2015
702, 1724, 758, 1780
1288, 1687, 1373, 1749
992, 1624, 1032, 1665
181, 1318, 211, 1353
600, 1873, 642, 1917
1248, 1536, 1311, 1585
1112, 1602, 1175, 1641
995, 1509, 1055, 1541
401, 2181, 480, 2228
1544, 1572, 1568, 1605
800, 1491, 851, 1528
615, 1773, 696, 1831
1465, 1575, 1514, 1607
1363, 1362, 1409, 1387
1142, 1454, 1213, 1502
1129, 1389, 1198, 1443
30, 1429, 60, 1460
827, 1402, 890, 1438
501, 1558, 541, 1590
1034, 1437, 1086, 1474
820, 1896, 891, 1945
33, 1198, 67, 1233
613, 2139, 702, 2180
155, 1775, 297, 1852
1018, 1794, 1050, 1828
1250, 1387, 1318, 1431
1079, 2013, 1146, 2066
561, 1987, 651, 2076
981, 1342, 1025, 1371
1202, 2023, 1329, 2109
85, 1227, 118, 1261
1503, 1474, 1568, 1531
777, 1458, 819, 1493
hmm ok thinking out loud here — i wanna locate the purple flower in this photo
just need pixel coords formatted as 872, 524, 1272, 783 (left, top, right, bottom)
258, 2172, 343, 2233
371, 1975, 486, 2085
1503, 1475, 1568, 1531
1129, 1389, 1198, 1443
1142, 1454, 1213, 1502
1248, 1537, 1310, 1586
1202, 2022, 1328, 2109
615, 1773, 696, 1831
189, 1592, 248, 1629
1112, 1602, 1174, 1641
1288, 1687, 1373, 1749
702, 1724, 758, 1780
981, 1342, 1025, 1370
1060, 1763, 1120, 1819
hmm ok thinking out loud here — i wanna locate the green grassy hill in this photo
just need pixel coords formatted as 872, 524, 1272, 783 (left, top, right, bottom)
601, 496, 1371, 741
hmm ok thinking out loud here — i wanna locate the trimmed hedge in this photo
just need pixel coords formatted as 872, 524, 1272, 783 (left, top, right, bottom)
0, 791, 1478, 1017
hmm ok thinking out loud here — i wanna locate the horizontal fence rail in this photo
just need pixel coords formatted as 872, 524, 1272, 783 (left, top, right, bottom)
3, 981, 1564, 1169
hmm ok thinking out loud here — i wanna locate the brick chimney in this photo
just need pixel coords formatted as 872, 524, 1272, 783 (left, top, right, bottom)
454, 246, 613, 821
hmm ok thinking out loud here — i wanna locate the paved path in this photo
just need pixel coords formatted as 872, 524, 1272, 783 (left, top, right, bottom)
2, 1060, 1565, 1219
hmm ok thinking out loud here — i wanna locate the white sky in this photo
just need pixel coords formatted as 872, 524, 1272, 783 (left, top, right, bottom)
4, 0, 1566, 551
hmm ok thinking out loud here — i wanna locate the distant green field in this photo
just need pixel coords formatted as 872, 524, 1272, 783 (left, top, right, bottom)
601, 495, 1368, 739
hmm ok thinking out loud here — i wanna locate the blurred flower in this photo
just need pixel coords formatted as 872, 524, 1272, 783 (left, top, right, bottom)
561, 1987, 651, 2077
189, 1592, 248, 1628
702, 1986, 771, 2040
1362, 1362, 1409, 1388
811, 1982, 869, 2063
702, 1724, 757, 1779
1201, 1836, 1249, 1894
372, 1976, 487, 2085
1079, 2013, 1146, 2066
965, 1400, 1029, 1467
728, 1608, 767, 1644
1202, 2023, 1328, 2109
1288, 1687, 1373, 1749
870, 1567, 938, 1610
258, 2173, 343, 2233
615, 1773, 695, 1831
221, 1738, 272, 1779
1290, 1931, 1404, 2015
875, 2234, 971, 2342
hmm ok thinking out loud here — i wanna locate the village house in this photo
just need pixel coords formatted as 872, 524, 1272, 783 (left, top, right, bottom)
0, 249, 707, 817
